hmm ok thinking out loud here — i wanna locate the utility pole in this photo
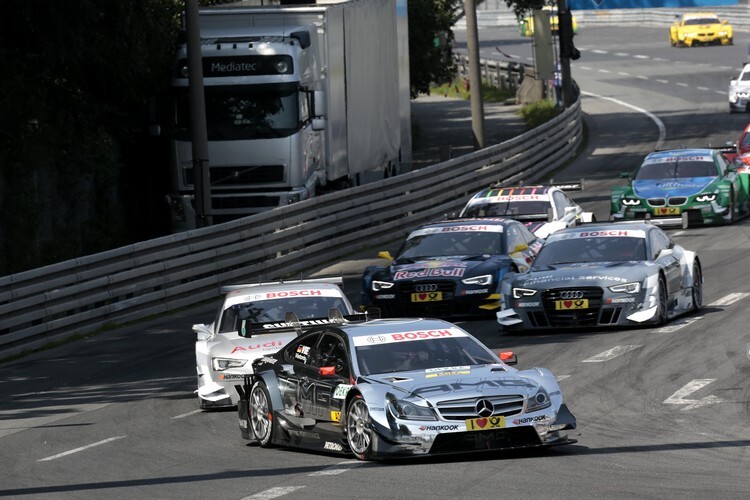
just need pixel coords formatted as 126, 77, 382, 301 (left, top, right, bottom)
185, 0, 212, 228
464, 0, 485, 150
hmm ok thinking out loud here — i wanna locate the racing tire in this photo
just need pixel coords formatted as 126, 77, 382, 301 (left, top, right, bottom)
655, 277, 668, 326
691, 264, 703, 312
727, 189, 736, 224
346, 395, 375, 460
249, 381, 275, 447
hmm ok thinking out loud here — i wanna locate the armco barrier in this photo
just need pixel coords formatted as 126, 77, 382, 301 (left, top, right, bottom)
0, 92, 582, 359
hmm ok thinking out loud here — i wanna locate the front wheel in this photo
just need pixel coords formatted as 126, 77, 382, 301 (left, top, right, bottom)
655, 277, 668, 325
249, 381, 275, 447
691, 264, 703, 311
346, 395, 374, 460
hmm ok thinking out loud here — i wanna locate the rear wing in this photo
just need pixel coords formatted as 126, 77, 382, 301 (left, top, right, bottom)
489, 178, 585, 192
240, 307, 381, 337
220, 276, 343, 295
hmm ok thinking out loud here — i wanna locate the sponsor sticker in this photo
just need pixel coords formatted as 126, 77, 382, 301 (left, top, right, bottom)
330, 411, 341, 423
425, 370, 471, 378
324, 441, 343, 452
241, 289, 342, 302
512, 415, 549, 425
411, 291, 443, 302
294, 345, 311, 362
333, 384, 352, 400
515, 301, 540, 308
353, 328, 468, 346
654, 207, 680, 216
554, 299, 589, 310
231, 340, 286, 354
394, 268, 465, 280
419, 424, 460, 431
489, 194, 547, 202
607, 297, 636, 304
465, 416, 505, 431
409, 225, 504, 238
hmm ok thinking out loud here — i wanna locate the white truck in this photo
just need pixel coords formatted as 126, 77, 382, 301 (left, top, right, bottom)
166, 0, 411, 230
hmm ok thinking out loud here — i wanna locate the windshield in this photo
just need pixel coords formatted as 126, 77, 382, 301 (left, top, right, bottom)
398, 230, 504, 259
684, 17, 719, 25
635, 159, 717, 180
533, 237, 647, 266
462, 199, 549, 218
355, 337, 498, 375
218, 296, 348, 333
175, 84, 300, 141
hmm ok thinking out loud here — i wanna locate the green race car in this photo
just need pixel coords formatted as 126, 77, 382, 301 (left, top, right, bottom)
611, 148, 750, 227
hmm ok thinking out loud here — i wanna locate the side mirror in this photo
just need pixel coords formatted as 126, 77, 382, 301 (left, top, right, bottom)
377, 250, 394, 261
656, 248, 674, 259
193, 323, 213, 341
319, 366, 339, 378
499, 351, 517, 365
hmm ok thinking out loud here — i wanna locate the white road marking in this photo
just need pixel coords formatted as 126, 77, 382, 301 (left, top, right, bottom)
172, 409, 202, 419
308, 460, 365, 476
582, 345, 641, 363
633, 54, 649, 59
715, 91, 726, 95
598, 69, 611, 74
697, 86, 710, 91
580, 66, 593, 71
617, 71, 630, 76
38, 436, 126, 462
663, 379, 723, 411
656, 79, 669, 84
591, 49, 608, 54
671, 230, 685, 236
242, 487, 305, 499
556, 375, 571, 381
613, 52, 629, 57
580, 91, 666, 149
637, 75, 649, 80
653, 316, 702, 333
709, 292, 750, 307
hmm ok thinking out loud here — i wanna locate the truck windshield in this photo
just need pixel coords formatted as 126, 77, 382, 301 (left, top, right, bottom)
174, 84, 300, 141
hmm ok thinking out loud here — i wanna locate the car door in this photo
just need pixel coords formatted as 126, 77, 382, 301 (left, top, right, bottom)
276, 331, 322, 419
650, 229, 681, 295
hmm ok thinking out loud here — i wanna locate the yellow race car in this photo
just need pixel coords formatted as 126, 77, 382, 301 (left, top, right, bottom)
669, 12, 733, 47
520, 6, 578, 37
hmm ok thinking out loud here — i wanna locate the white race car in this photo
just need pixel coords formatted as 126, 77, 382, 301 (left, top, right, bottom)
194, 278, 356, 409
459, 182, 595, 238
729, 63, 750, 113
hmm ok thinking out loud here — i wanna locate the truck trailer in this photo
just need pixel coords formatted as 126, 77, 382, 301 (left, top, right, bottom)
166, 0, 411, 230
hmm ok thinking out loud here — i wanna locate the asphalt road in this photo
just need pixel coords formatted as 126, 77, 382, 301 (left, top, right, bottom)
1, 25, 749, 500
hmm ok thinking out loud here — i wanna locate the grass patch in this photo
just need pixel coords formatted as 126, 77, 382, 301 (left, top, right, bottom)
517, 99, 560, 129
430, 79, 516, 104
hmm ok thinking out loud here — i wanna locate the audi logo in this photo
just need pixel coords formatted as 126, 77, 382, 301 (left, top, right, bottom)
475, 399, 494, 417
414, 284, 438, 293
558, 290, 584, 300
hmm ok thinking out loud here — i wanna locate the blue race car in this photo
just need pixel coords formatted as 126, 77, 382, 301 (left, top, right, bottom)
361, 218, 542, 318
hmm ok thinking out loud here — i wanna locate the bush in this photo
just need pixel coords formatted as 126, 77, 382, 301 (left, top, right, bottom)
517, 99, 560, 129
430, 79, 515, 103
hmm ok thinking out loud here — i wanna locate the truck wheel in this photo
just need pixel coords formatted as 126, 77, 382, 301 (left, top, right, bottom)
346, 395, 374, 460
249, 381, 274, 447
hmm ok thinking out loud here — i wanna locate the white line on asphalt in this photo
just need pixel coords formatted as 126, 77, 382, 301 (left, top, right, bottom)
580, 66, 593, 71
172, 409, 202, 419
591, 49, 608, 54
556, 375, 571, 381
598, 69, 611, 74
637, 75, 649, 80
308, 460, 365, 476
653, 316, 702, 333
677, 82, 689, 87
241, 486, 305, 499
582, 345, 641, 363
614, 52, 629, 57
656, 79, 669, 84
663, 379, 723, 411
697, 86, 710, 91
708, 292, 750, 307
617, 71, 630, 76
580, 91, 666, 149
633, 55, 649, 59
38, 436, 126, 462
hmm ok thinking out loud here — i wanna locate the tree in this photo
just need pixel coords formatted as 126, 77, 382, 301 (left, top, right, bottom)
408, 0, 462, 97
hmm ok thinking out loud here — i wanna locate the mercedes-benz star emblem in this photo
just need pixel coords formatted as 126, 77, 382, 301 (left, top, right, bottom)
475, 399, 494, 417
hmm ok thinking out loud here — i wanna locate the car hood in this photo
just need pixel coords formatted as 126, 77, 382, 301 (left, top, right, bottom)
382, 256, 510, 281
518, 261, 648, 287
633, 177, 715, 198
363, 364, 540, 402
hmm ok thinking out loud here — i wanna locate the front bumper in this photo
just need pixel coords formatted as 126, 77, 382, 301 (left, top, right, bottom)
369, 286, 501, 318
611, 202, 730, 226
369, 404, 576, 458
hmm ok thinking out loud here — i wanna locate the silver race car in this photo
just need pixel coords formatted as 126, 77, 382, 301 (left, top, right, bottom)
194, 278, 356, 409
497, 222, 702, 330
238, 317, 576, 460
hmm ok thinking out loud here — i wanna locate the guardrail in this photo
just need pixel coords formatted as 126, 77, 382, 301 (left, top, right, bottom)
456, 5, 750, 30
0, 88, 582, 359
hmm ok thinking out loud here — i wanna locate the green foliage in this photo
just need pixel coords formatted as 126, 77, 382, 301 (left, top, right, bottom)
517, 99, 560, 129
430, 79, 515, 104
409, 0, 461, 98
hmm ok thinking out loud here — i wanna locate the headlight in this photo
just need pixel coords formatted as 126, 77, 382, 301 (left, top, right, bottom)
608, 282, 641, 294
512, 287, 538, 299
695, 194, 716, 202
386, 400, 436, 421
462, 274, 492, 286
527, 388, 552, 412
212, 358, 247, 371
372, 280, 394, 292
622, 198, 640, 206
718, 30, 728, 36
